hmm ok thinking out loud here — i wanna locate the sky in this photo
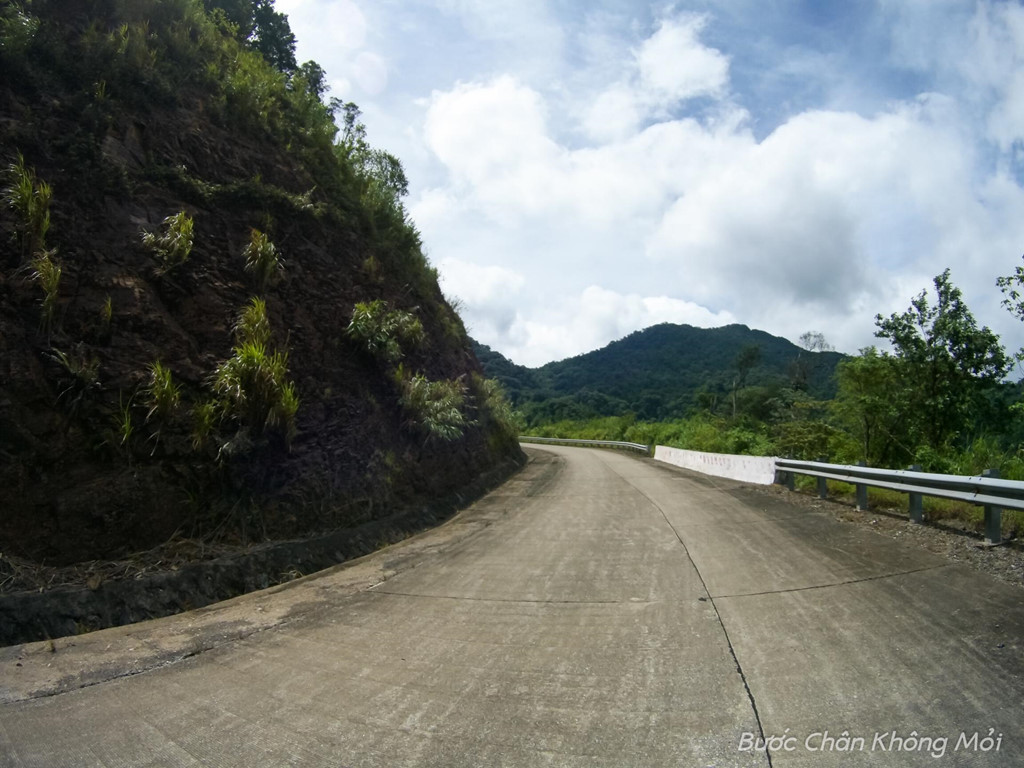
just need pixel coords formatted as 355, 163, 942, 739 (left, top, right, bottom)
277, 0, 1024, 367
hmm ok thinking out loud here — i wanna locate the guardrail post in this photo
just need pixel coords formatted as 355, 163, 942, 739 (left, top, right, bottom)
856, 461, 869, 511
908, 464, 923, 524
983, 468, 1002, 545
816, 457, 828, 499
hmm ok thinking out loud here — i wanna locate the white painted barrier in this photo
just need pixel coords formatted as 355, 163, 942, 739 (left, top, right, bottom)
653, 446, 777, 485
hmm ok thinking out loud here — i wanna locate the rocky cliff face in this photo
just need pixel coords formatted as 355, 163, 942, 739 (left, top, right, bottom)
0, 0, 522, 565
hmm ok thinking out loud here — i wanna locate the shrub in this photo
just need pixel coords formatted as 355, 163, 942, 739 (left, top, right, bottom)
398, 373, 470, 442
141, 211, 194, 273
242, 228, 282, 292
347, 299, 424, 363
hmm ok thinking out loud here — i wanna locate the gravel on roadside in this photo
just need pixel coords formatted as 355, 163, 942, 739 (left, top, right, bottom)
746, 483, 1024, 590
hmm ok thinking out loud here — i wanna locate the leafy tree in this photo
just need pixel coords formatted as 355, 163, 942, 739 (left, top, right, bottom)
997, 254, 1024, 362
201, 0, 254, 37
248, 0, 296, 73
293, 59, 327, 99
875, 269, 1009, 450
337, 102, 409, 199
831, 348, 912, 466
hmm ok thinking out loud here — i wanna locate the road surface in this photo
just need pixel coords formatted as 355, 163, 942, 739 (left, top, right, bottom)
1, 445, 1022, 766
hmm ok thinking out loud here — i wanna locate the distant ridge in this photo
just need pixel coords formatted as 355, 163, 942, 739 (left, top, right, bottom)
474, 323, 845, 422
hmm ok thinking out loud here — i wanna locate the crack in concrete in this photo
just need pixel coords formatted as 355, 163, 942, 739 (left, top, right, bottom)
712, 563, 952, 600
367, 588, 645, 605
598, 453, 775, 768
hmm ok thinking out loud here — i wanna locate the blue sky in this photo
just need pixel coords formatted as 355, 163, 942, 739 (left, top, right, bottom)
278, 0, 1024, 366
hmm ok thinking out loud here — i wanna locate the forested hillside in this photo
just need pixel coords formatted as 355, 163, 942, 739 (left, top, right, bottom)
476, 322, 845, 422
0, 0, 522, 566
491, 269, 1024, 490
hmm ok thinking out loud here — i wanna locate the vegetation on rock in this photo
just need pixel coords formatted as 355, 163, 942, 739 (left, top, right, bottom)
0, 0, 521, 566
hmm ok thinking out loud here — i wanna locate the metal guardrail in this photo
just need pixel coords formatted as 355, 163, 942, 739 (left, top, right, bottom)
519, 436, 651, 455
775, 458, 1021, 544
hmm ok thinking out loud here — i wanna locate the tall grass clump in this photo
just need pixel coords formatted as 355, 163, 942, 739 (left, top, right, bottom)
49, 346, 100, 420
213, 342, 298, 440
5, 152, 51, 258
212, 298, 298, 446
141, 211, 194, 274
347, 299, 424, 363
141, 360, 181, 452
398, 374, 470, 442
143, 360, 180, 424
242, 228, 282, 292
234, 296, 271, 347
470, 374, 520, 437
190, 398, 219, 452
30, 248, 61, 333
0, 5, 39, 60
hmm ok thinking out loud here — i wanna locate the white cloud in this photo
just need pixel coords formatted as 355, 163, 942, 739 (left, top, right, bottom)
421, 75, 750, 229
885, 1, 1024, 152
436, 258, 526, 342
437, 258, 525, 306
276, 0, 387, 103
974, 3, 1024, 151
281, 0, 1024, 365
278, 0, 368, 51
582, 85, 641, 143
351, 51, 388, 94
424, 76, 559, 182
635, 15, 730, 106
502, 287, 737, 367
646, 103, 974, 317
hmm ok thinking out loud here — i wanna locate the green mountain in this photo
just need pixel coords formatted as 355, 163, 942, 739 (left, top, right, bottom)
0, 0, 521, 565
475, 323, 846, 423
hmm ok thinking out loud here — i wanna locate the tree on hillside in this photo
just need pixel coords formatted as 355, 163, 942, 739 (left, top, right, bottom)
997, 254, 1024, 363
204, 0, 296, 73
202, 0, 254, 34
875, 269, 1009, 450
249, 0, 297, 73
831, 348, 912, 466
337, 102, 410, 199
731, 344, 760, 417
791, 331, 834, 391
294, 60, 327, 99
799, 331, 834, 353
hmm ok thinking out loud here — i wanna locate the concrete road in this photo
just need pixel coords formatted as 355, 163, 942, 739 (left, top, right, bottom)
1, 445, 1022, 767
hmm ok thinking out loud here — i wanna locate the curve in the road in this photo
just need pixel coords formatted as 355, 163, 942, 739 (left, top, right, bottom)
1, 445, 1021, 768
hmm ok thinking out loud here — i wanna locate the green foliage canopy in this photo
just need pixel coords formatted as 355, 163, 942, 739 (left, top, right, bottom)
875, 269, 1009, 449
